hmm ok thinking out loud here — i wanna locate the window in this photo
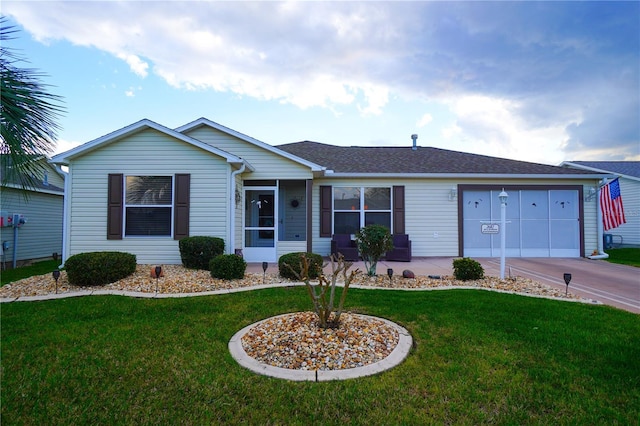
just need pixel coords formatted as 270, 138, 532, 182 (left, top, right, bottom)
333, 187, 391, 234
125, 176, 173, 236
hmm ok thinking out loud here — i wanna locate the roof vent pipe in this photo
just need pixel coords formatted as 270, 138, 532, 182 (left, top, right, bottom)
411, 134, 418, 151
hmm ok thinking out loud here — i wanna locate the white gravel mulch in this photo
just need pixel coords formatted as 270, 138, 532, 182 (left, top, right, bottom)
241, 311, 399, 371
0, 263, 583, 300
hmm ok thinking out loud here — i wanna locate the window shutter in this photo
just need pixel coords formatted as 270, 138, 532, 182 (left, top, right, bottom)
107, 174, 123, 240
174, 173, 190, 240
320, 185, 332, 237
393, 185, 405, 234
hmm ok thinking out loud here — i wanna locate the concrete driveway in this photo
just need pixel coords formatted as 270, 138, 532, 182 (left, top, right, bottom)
253, 256, 639, 314
479, 257, 639, 314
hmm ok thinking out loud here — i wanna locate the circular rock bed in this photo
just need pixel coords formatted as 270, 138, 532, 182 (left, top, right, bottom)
230, 312, 412, 381
241, 311, 399, 370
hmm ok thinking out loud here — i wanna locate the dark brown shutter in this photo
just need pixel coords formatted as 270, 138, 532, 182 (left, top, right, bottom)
107, 174, 123, 240
320, 185, 332, 237
393, 185, 405, 235
174, 174, 190, 240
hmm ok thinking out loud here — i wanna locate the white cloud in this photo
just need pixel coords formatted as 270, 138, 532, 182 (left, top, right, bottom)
125, 86, 141, 97
52, 138, 81, 156
116, 53, 148, 78
417, 113, 433, 128
5, 1, 638, 161
440, 95, 569, 164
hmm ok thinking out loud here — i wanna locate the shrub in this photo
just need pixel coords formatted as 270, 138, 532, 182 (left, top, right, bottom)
278, 252, 324, 280
355, 224, 393, 276
65, 251, 136, 286
452, 257, 485, 281
179, 236, 225, 270
209, 254, 247, 280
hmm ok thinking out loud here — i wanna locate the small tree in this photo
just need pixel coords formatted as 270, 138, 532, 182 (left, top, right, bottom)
286, 253, 358, 329
355, 224, 393, 276
1, 19, 65, 193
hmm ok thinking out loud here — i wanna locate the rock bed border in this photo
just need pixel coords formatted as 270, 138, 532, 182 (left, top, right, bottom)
229, 312, 413, 382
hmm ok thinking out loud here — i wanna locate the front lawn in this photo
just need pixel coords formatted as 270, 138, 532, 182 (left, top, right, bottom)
2, 288, 638, 424
605, 247, 640, 267
1, 259, 60, 286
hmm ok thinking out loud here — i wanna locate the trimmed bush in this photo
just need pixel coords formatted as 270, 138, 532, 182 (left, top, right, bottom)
278, 252, 324, 280
65, 251, 136, 286
452, 257, 485, 281
355, 224, 393, 276
210, 254, 247, 280
179, 236, 225, 270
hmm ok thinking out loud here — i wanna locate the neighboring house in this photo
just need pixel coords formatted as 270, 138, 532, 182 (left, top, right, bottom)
561, 161, 639, 248
0, 156, 65, 267
51, 117, 611, 265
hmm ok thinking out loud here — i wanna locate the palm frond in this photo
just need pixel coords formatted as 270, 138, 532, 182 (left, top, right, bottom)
0, 16, 65, 192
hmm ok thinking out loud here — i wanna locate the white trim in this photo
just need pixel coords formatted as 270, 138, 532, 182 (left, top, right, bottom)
229, 163, 246, 254
1, 182, 64, 196
51, 118, 252, 170
561, 161, 640, 182
324, 172, 615, 179
175, 117, 325, 173
60, 166, 72, 266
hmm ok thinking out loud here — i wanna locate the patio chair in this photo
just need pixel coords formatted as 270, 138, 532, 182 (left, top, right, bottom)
331, 234, 359, 261
385, 234, 412, 262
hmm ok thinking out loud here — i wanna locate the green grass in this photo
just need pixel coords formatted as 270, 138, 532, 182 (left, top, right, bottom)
604, 247, 640, 267
0, 259, 60, 286
2, 288, 638, 424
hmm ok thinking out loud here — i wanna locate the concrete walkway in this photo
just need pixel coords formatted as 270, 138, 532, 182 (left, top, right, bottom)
248, 257, 640, 314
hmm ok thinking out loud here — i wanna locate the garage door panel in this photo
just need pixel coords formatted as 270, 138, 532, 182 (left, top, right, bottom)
522, 191, 549, 219
550, 190, 578, 219
463, 188, 580, 258
464, 191, 491, 219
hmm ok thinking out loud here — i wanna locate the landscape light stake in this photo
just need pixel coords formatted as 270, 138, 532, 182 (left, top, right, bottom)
155, 266, 162, 294
262, 262, 268, 284
52, 269, 61, 294
563, 273, 571, 296
387, 268, 393, 285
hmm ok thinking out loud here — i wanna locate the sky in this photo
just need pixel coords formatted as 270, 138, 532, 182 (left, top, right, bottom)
3, 1, 639, 165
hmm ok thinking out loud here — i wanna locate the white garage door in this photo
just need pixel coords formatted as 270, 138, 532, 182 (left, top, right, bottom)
463, 189, 580, 257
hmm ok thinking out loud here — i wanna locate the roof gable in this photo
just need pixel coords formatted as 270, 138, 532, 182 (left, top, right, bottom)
562, 161, 640, 181
51, 119, 247, 168
278, 141, 605, 177
1, 155, 65, 194
176, 117, 325, 173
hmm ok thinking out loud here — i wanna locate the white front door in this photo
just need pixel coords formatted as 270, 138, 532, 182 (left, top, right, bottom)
243, 188, 277, 262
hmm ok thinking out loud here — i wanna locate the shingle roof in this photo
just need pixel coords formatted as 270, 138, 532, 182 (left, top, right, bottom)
1, 155, 64, 193
277, 141, 596, 175
564, 161, 640, 179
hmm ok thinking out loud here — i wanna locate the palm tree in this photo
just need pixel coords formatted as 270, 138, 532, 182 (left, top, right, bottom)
1, 17, 64, 192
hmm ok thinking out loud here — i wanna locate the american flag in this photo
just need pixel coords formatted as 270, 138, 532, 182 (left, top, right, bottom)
600, 178, 626, 231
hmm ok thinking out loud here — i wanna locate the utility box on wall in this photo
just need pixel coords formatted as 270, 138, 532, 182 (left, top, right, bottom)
0, 212, 26, 228
12, 214, 26, 228
0, 211, 12, 227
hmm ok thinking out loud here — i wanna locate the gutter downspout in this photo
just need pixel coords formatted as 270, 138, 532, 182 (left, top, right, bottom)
588, 178, 609, 260
229, 162, 246, 255
59, 166, 71, 268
